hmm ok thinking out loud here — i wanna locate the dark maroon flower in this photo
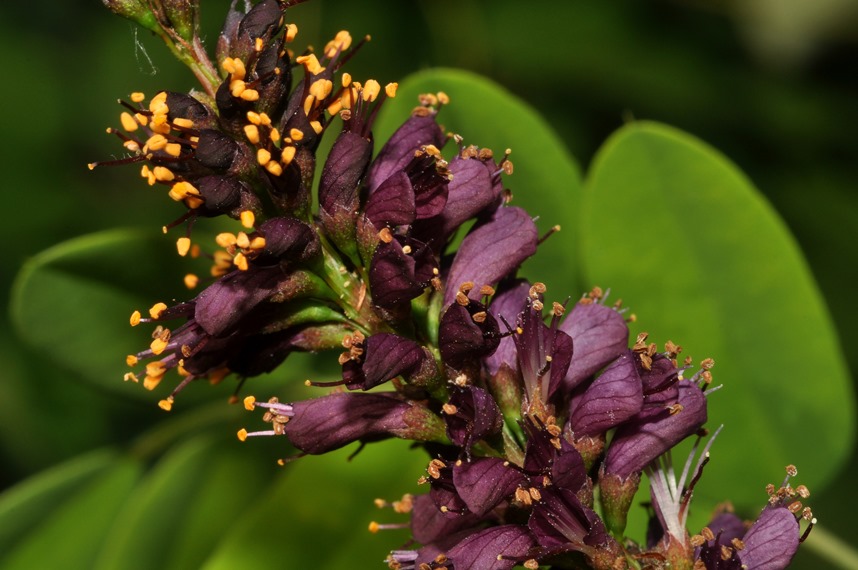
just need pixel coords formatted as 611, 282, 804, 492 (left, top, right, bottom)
239, 392, 446, 454
365, 113, 445, 193
443, 386, 504, 457
444, 525, 536, 570
438, 297, 501, 371
369, 235, 438, 309
484, 279, 530, 377
604, 380, 708, 481
451, 458, 526, 517
340, 332, 429, 390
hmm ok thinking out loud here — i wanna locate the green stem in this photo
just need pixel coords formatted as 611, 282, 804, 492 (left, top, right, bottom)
801, 524, 858, 569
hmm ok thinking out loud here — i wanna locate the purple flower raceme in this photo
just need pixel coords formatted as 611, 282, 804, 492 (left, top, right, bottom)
98, 1, 815, 568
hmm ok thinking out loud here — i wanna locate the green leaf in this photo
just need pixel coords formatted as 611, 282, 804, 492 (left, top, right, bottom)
0, 449, 117, 553
582, 121, 854, 506
0, 457, 143, 570
200, 439, 427, 569
93, 434, 276, 570
375, 68, 585, 296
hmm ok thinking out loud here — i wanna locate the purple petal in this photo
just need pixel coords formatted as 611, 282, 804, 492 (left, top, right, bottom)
283, 392, 410, 454
256, 216, 320, 264
443, 207, 538, 306
446, 525, 536, 570
738, 507, 800, 570
569, 351, 643, 437
604, 381, 708, 480
194, 266, 287, 337
560, 301, 629, 390
369, 238, 436, 308
445, 386, 504, 456
341, 333, 426, 390
452, 458, 526, 517
319, 130, 372, 216
707, 512, 747, 545
410, 494, 482, 545
513, 299, 574, 402
484, 280, 530, 376
366, 114, 444, 192
640, 354, 679, 394
408, 154, 449, 220
437, 155, 503, 237
528, 487, 592, 548
438, 301, 501, 370
363, 171, 415, 229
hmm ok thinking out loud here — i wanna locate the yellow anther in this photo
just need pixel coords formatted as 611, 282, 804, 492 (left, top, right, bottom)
246, 111, 262, 125
184, 273, 199, 289
145, 134, 168, 151
257, 148, 272, 166
120, 112, 138, 131
257, 112, 272, 126
243, 124, 260, 145
284, 23, 298, 42
254, 37, 264, 52
149, 91, 168, 109
149, 302, 168, 319
235, 232, 251, 249
385, 82, 398, 98
123, 372, 139, 383
437, 91, 450, 105
234, 252, 249, 271
237, 428, 248, 442
280, 146, 296, 166
296, 54, 323, 75
368, 521, 380, 534
140, 165, 155, 186
130, 310, 142, 326
341, 73, 352, 88
215, 232, 237, 248
230, 79, 246, 97
289, 128, 304, 141
362, 79, 381, 102
213, 250, 233, 267
240, 210, 255, 228
150, 337, 168, 355
176, 237, 191, 257
126, 354, 138, 367
134, 113, 149, 127
324, 30, 353, 57
122, 140, 140, 152
169, 181, 199, 201
172, 117, 194, 129
165, 143, 182, 157
130, 92, 145, 103
158, 397, 174, 411
326, 99, 343, 116
310, 120, 323, 134
303, 94, 316, 115
269, 127, 281, 143
144, 375, 163, 390
264, 161, 283, 176
243, 395, 257, 411
189, 244, 201, 258
185, 195, 204, 209
249, 236, 266, 250
152, 166, 174, 182
240, 89, 260, 102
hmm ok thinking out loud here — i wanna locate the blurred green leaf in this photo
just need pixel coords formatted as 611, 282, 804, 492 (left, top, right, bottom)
94, 434, 276, 570
200, 439, 427, 569
375, 68, 585, 296
582, 121, 854, 505
0, 449, 117, 553
0, 457, 142, 570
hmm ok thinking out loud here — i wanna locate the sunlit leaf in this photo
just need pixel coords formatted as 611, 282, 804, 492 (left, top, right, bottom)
582, 121, 854, 506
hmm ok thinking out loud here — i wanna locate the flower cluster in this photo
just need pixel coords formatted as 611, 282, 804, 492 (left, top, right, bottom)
97, 1, 815, 568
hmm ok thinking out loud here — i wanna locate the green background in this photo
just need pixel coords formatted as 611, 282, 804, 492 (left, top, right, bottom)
1, 1, 856, 568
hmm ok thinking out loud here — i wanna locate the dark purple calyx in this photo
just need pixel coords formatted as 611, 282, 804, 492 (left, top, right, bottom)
451, 457, 527, 517
365, 113, 444, 192
444, 385, 503, 457
569, 350, 643, 438
255, 216, 320, 265
369, 235, 437, 309
514, 294, 574, 406
438, 297, 501, 371
341, 333, 428, 390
